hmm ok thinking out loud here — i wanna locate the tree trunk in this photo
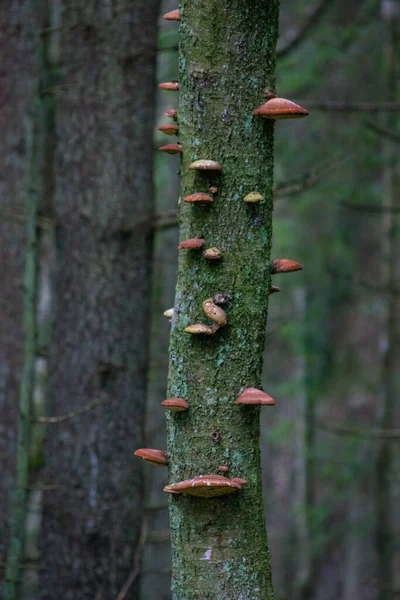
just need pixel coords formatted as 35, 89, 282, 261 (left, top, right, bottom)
166, 2, 280, 598
39, 1, 160, 598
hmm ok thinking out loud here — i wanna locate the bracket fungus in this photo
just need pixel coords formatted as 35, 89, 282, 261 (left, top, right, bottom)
253, 97, 309, 119
202, 298, 227, 327
218, 465, 229, 473
184, 193, 214, 205
230, 477, 247, 486
235, 387, 276, 406
158, 124, 179, 136
164, 108, 177, 120
178, 238, 205, 250
134, 448, 169, 466
189, 159, 222, 172
163, 474, 242, 497
184, 323, 219, 335
163, 308, 174, 319
158, 81, 179, 91
203, 247, 222, 261
160, 398, 189, 412
271, 258, 303, 274
159, 143, 182, 155
270, 285, 281, 294
244, 192, 264, 203
162, 8, 180, 21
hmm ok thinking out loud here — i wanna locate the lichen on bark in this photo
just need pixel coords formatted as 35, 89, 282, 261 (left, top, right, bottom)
166, 1, 280, 599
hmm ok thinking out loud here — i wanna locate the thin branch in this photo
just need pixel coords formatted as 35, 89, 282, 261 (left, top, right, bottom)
115, 520, 148, 600
32, 397, 105, 424
342, 202, 400, 214
303, 101, 400, 113
365, 120, 400, 144
153, 209, 178, 230
277, 0, 331, 58
318, 420, 400, 440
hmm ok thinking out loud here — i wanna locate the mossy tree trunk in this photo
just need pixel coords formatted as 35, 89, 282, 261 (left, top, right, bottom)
166, 2, 280, 598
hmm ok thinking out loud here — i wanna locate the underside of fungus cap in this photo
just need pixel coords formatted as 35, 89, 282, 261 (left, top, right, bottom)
271, 258, 303, 274
158, 81, 179, 91
159, 143, 182, 154
253, 97, 309, 119
158, 124, 179, 135
162, 9, 180, 21
160, 398, 189, 412
189, 159, 222, 171
235, 387, 275, 406
134, 448, 169, 466
163, 474, 242, 497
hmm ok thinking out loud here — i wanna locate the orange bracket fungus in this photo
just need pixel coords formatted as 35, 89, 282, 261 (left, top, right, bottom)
158, 124, 179, 136
163, 474, 242, 497
158, 81, 179, 91
253, 97, 309, 119
230, 477, 247, 486
203, 247, 222, 261
159, 143, 182, 155
178, 238, 205, 250
162, 9, 180, 21
244, 192, 264, 203
134, 448, 169, 466
184, 323, 219, 335
164, 108, 177, 120
189, 159, 222, 172
183, 193, 214, 205
218, 465, 229, 473
271, 258, 303, 274
202, 298, 227, 327
160, 398, 189, 412
235, 387, 276, 406
270, 285, 281, 294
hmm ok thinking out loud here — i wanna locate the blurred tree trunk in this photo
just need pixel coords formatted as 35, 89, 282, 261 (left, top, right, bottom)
0, 0, 37, 589
376, 3, 399, 600
38, 1, 160, 598
166, 1, 280, 598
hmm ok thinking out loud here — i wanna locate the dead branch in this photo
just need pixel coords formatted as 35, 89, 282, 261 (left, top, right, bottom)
32, 397, 105, 424
115, 520, 148, 600
277, 0, 331, 58
303, 101, 400, 113
318, 420, 400, 439
365, 121, 400, 143
343, 202, 400, 214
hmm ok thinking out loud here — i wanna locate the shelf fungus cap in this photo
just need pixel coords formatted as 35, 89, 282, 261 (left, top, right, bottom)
158, 124, 179, 136
163, 308, 174, 319
159, 143, 182, 154
218, 465, 229, 473
158, 81, 179, 91
202, 298, 227, 327
230, 477, 247, 486
184, 193, 214, 205
203, 247, 222, 261
270, 285, 281, 294
189, 159, 222, 171
134, 448, 168, 466
163, 474, 241, 497
160, 398, 189, 412
185, 323, 219, 335
164, 108, 177, 120
236, 387, 276, 406
244, 192, 264, 203
162, 9, 180, 21
253, 97, 309, 119
178, 238, 205, 250
271, 258, 303, 274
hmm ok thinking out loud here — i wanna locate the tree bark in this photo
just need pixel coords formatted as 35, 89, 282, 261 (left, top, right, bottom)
166, 2, 280, 598
39, 1, 160, 598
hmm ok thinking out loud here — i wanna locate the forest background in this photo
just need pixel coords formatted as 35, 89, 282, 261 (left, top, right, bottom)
0, 0, 399, 599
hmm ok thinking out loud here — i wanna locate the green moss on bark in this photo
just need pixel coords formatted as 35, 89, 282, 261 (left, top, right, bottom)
166, 2, 280, 599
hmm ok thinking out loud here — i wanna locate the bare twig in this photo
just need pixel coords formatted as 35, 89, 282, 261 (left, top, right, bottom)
277, 0, 331, 58
115, 520, 148, 600
274, 157, 342, 199
303, 101, 400, 113
365, 121, 400, 143
32, 397, 105, 424
318, 420, 400, 439
342, 202, 400, 214
154, 209, 178, 230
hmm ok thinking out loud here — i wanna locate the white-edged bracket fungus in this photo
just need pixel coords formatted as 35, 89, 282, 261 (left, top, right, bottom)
163, 308, 174, 319
271, 258, 303, 274
253, 97, 309, 119
162, 8, 180, 21
178, 238, 205, 250
184, 193, 214, 205
163, 474, 242, 497
202, 298, 227, 327
203, 247, 222, 261
158, 124, 179, 136
158, 81, 179, 91
189, 159, 222, 172
244, 192, 264, 203
160, 398, 189, 412
134, 448, 169, 466
270, 285, 281, 294
159, 143, 182, 155
235, 387, 276, 406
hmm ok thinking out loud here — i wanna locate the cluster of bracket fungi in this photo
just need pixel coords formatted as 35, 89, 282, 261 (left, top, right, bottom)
134, 8, 309, 499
